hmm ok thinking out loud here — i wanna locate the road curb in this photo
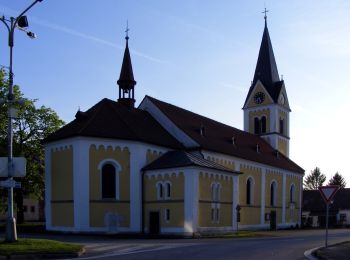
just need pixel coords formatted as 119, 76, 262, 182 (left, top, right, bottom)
304, 246, 322, 260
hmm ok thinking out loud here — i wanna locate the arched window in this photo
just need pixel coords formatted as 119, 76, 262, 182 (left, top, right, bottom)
270, 181, 277, 207
156, 182, 163, 200
211, 183, 221, 202
102, 164, 116, 199
165, 182, 171, 199
211, 182, 221, 223
279, 118, 284, 135
216, 184, 221, 202
211, 183, 216, 201
246, 178, 253, 205
254, 117, 260, 134
290, 184, 295, 203
261, 116, 267, 133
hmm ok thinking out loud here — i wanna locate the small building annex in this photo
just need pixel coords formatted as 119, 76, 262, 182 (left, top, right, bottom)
43, 18, 304, 235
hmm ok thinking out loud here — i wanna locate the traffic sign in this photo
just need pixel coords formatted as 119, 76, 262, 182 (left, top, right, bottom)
0, 157, 26, 177
0, 179, 21, 189
319, 185, 340, 248
318, 185, 340, 203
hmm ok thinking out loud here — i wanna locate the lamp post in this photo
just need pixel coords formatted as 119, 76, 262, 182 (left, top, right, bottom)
0, 0, 43, 242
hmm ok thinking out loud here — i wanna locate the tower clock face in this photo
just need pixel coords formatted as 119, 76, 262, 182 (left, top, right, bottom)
253, 92, 265, 104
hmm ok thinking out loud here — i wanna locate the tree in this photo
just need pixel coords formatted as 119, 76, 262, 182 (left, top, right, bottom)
303, 167, 326, 190
328, 172, 346, 188
0, 69, 65, 223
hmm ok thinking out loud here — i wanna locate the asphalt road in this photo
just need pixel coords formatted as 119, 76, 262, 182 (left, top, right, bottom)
24, 229, 350, 259
96, 229, 349, 260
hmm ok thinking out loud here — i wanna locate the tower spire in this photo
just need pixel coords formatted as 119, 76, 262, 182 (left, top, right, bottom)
252, 11, 279, 90
117, 22, 136, 108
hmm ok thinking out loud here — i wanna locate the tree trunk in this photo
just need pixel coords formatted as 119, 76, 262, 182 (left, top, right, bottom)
15, 189, 24, 224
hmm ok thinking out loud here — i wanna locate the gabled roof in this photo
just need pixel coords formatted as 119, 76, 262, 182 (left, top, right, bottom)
146, 96, 304, 174
303, 189, 350, 213
43, 98, 183, 149
143, 150, 242, 174
244, 21, 284, 106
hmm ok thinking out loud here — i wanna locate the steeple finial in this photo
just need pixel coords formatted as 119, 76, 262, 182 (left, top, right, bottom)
262, 7, 269, 25
125, 20, 129, 41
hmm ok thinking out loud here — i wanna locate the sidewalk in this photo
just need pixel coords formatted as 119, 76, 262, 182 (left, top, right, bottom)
313, 241, 350, 260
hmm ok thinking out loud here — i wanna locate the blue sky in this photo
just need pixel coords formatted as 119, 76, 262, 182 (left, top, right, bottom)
1, 0, 350, 186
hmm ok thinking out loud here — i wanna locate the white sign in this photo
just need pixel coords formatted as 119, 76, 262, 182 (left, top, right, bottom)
319, 185, 340, 203
0, 157, 26, 177
0, 179, 21, 188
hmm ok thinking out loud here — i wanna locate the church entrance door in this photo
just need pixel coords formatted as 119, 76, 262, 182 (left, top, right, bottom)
149, 211, 160, 234
270, 210, 277, 230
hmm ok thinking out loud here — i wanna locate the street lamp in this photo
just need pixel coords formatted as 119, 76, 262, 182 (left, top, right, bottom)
0, 0, 43, 242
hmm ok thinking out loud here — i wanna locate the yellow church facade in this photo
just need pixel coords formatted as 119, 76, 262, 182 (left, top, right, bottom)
44, 19, 304, 235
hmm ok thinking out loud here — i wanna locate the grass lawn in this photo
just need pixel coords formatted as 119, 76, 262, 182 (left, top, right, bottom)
0, 238, 83, 257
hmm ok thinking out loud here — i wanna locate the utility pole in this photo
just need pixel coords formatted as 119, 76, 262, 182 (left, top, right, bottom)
0, 0, 43, 242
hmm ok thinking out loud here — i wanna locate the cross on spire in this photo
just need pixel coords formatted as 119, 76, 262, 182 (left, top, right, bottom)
125, 20, 129, 41
262, 7, 269, 20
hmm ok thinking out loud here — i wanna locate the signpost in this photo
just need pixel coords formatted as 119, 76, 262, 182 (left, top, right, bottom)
236, 204, 241, 234
318, 185, 340, 248
0, 157, 26, 177
0, 179, 21, 189
0, 157, 26, 242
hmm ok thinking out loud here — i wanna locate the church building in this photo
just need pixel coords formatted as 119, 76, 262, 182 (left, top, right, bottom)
44, 18, 304, 235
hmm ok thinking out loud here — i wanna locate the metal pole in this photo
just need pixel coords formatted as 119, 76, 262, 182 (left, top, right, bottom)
325, 202, 329, 248
1, 0, 43, 242
5, 16, 17, 242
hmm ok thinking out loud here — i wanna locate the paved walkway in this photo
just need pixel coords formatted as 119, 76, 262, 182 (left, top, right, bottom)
313, 241, 350, 260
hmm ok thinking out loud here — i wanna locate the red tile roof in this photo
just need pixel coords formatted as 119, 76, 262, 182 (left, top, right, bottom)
43, 98, 183, 149
146, 96, 304, 174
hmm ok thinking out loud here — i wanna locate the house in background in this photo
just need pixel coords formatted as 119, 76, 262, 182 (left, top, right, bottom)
0, 197, 43, 222
43, 18, 304, 235
302, 189, 350, 228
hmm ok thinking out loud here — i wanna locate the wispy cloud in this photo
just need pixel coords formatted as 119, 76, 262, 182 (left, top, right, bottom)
0, 5, 167, 64
219, 82, 246, 93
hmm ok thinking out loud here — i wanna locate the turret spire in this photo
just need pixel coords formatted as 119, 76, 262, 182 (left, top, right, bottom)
117, 22, 136, 108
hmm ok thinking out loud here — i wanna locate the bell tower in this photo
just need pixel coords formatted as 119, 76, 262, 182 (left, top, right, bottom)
243, 11, 291, 157
117, 25, 137, 108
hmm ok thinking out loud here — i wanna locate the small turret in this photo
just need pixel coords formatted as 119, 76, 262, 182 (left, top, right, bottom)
117, 24, 136, 108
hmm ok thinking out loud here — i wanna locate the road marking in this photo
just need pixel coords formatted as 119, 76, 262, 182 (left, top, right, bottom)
71, 243, 198, 260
